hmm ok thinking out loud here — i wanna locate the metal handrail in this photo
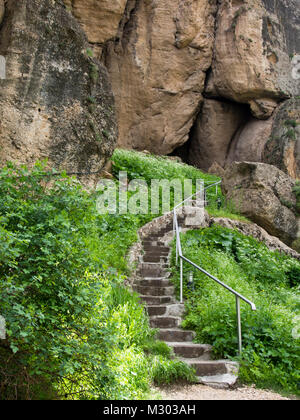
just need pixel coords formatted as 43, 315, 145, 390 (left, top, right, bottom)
173, 181, 256, 355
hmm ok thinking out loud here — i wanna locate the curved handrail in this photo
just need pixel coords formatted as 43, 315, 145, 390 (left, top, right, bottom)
173, 180, 256, 355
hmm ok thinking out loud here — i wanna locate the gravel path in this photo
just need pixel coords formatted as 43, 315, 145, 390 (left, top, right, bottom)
154, 384, 295, 400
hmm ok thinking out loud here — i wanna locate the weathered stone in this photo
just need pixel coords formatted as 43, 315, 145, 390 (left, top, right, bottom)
188, 99, 249, 171
64, 0, 127, 57
63, 0, 300, 157
227, 116, 274, 164
207, 0, 300, 117
0, 0, 117, 184
103, 0, 217, 154
208, 162, 226, 178
222, 162, 298, 246
263, 97, 300, 179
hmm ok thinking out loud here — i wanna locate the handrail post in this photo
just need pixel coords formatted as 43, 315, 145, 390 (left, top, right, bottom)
236, 296, 242, 356
180, 258, 183, 303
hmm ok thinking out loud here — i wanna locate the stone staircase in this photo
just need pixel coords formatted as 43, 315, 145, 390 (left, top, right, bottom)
132, 219, 239, 389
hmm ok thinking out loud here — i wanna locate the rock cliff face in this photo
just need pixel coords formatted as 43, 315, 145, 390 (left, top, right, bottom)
103, 0, 218, 154
65, 0, 299, 175
0, 0, 117, 181
0, 0, 299, 180
222, 161, 299, 246
263, 98, 300, 179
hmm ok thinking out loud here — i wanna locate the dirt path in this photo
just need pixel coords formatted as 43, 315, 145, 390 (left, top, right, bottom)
153, 384, 295, 400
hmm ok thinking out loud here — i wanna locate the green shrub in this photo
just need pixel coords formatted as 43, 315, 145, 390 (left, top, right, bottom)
0, 160, 199, 399
150, 356, 196, 385
170, 226, 300, 395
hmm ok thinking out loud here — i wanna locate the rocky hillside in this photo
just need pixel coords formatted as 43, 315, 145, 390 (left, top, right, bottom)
62, 0, 300, 178
0, 0, 117, 182
0, 0, 299, 178
0, 0, 299, 244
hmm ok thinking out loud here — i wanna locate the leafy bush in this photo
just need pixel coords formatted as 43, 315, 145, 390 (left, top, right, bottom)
170, 225, 300, 395
150, 356, 196, 385
0, 161, 197, 399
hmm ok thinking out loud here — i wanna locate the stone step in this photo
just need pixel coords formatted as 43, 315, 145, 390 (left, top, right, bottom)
168, 342, 212, 359
133, 284, 175, 296
146, 305, 168, 316
138, 265, 167, 277
150, 316, 181, 328
157, 328, 195, 342
182, 359, 238, 378
139, 295, 175, 305
138, 270, 168, 278
144, 249, 169, 255
196, 373, 239, 389
143, 246, 170, 253
137, 278, 171, 287
146, 303, 184, 317
142, 241, 166, 248
143, 255, 169, 263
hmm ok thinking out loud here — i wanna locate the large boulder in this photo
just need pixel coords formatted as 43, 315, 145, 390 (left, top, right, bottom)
63, 0, 128, 57
103, 0, 217, 154
206, 0, 300, 116
263, 98, 300, 179
226, 116, 274, 165
222, 162, 298, 246
0, 0, 117, 182
61, 0, 300, 158
188, 99, 249, 171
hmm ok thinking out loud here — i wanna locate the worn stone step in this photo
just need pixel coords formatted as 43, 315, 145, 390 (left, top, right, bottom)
196, 361, 239, 388
138, 263, 168, 277
139, 295, 175, 305
181, 360, 238, 378
138, 270, 168, 278
146, 305, 168, 316
146, 303, 184, 317
143, 255, 169, 263
168, 342, 212, 359
133, 285, 175, 296
142, 240, 166, 247
137, 278, 171, 287
150, 316, 181, 328
143, 246, 170, 253
143, 250, 169, 257
157, 328, 195, 342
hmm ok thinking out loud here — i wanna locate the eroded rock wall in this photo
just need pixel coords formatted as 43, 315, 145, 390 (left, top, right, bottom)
103, 0, 218, 154
222, 161, 298, 246
61, 0, 300, 171
0, 0, 117, 181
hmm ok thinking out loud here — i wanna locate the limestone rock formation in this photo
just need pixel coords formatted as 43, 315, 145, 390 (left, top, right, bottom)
0, 0, 117, 181
263, 98, 300, 179
222, 162, 299, 246
207, 0, 300, 115
227, 116, 274, 164
103, 0, 218, 154
63, 0, 128, 57
62, 0, 300, 161
188, 99, 249, 171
